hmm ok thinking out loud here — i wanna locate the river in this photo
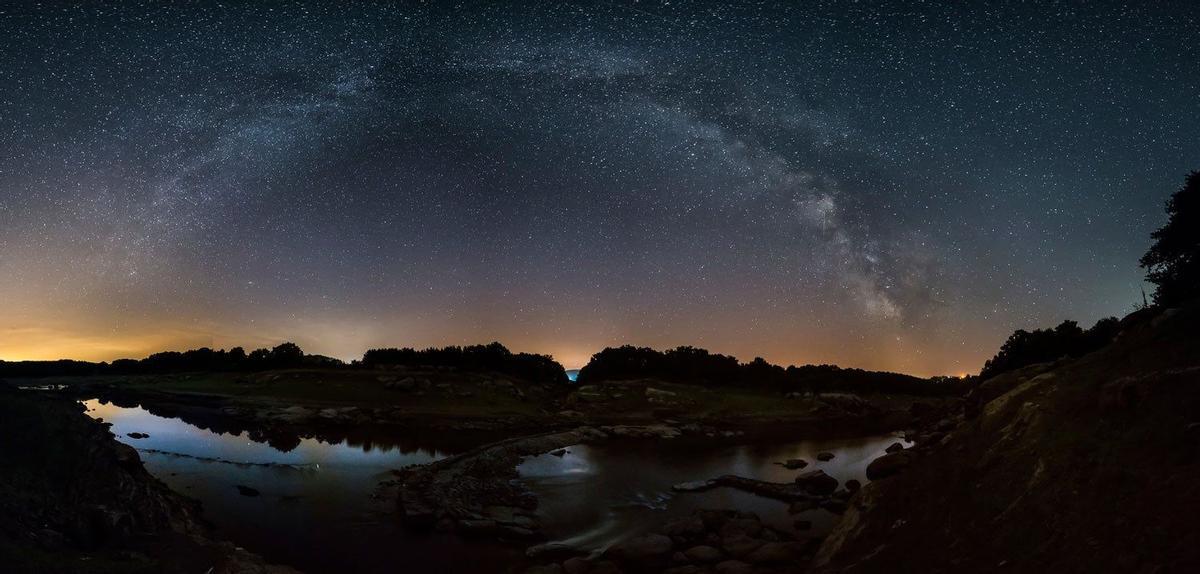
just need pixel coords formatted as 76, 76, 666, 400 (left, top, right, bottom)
83, 398, 908, 573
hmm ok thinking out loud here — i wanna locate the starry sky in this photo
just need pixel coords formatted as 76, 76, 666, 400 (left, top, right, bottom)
1, 1, 1197, 375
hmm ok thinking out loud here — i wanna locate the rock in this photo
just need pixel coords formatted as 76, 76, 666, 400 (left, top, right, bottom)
588, 562, 624, 574
714, 560, 754, 574
562, 557, 590, 574
794, 469, 838, 495
684, 545, 723, 563
866, 451, 914, 480
720, 534, 763, 558
672, 480, 717, 492
607, 533, 674, 561
747, 542, 797, 564
645, 387, 678, 399
844, 479, 862, 493
499, 525, 537, 539
235, 485, 260, 497
125, 432, 149, 439
523, 565, 563, 574
885, 442, 905, 453
719, 518, 763, 539
526, 541, 584, 560
550, 448, 568, 457
457, 519, 498, 536
778, 458, 808, 469
816, 452, 835, 461
661, 516, 707, 537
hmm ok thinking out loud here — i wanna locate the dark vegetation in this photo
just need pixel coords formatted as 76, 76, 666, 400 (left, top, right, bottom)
977, 317, 1120, 380
0, 341, 567, 386
978, 170, 1200, 382
576, 345, 964, 396
0, 343, 328, 379
1140, 170, 1200, 307
361, 342, 567, 385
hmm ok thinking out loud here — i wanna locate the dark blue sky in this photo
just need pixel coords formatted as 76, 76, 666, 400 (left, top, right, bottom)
1, 1, 1197, 374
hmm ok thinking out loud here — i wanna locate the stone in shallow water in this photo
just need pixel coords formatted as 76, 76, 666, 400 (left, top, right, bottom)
235, 485, 260, 497
672, 480, 717, 492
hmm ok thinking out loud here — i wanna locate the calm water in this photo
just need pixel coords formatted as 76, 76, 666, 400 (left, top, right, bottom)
84, 398, 906, 572
520, 435, 909, 551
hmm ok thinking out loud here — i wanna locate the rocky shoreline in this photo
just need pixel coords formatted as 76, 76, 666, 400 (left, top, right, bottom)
0, 385, 299, 574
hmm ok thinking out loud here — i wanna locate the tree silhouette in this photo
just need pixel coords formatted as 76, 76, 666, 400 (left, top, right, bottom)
1140, 171, 1200, 306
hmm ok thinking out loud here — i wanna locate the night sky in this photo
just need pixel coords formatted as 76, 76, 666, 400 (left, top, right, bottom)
1, 1, 1197, 375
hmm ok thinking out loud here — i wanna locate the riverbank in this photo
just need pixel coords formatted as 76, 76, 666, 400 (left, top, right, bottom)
0, 385, 298, 574
811, 304, 1200, 573
18, 368, 941, 450
4, 368, 951, 573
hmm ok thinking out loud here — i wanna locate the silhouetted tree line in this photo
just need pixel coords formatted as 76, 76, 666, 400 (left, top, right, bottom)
0, 342, 326, 378
360, 342, 568, 385
576, 345, 959, 396
979, 317, 1120, 381
978, 170, 1200, 381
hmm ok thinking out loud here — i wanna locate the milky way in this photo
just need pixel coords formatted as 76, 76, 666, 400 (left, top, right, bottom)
1, 1, 1197, 374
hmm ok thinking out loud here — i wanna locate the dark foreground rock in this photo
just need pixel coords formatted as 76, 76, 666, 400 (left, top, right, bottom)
395, 426, 609, 540
0, 387, 298, 574
813, 305, 1200, 573
524, 509, 817, 574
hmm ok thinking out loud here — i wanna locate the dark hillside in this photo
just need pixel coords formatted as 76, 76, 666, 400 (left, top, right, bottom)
813, 304, 1200, 573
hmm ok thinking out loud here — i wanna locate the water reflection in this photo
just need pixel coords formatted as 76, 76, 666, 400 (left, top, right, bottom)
81, 399, 518, 574
81, 399, 907, 572
519, 434, 909, 550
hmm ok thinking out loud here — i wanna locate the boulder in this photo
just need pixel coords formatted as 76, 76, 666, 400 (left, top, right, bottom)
778, 458, 808, 469
457, 519, 498, 536
866, 450, 914, 480
885, 441, 905, 453
562, 557, 590, 574
661, 516, 707, 537
844, 479, 862, 493
523, 565, 563, 574
747, 542, 798, 564
526, 542, 584, 560
235, 485, 260, 497
714, 560, 754, 574
720, 534, 763, 558
719, 518, 763, 539
794, 469, 838, 495
125, 432, 149, 439
683, 545, 723, 563
606, 533, 674, 562
672, 480, 717, 492
816, 452, 835, 461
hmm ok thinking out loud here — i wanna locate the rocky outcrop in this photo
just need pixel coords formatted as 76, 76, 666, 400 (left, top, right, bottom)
395, 427, 608, 539
814, 305, 1200, 573
525, 509, 815, 574
0, 388, 298, 573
